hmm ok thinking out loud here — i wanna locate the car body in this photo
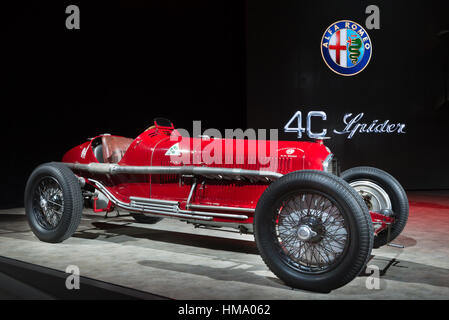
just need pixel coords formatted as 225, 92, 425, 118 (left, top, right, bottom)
62, 119, 337, 233
25, 118, 408, 292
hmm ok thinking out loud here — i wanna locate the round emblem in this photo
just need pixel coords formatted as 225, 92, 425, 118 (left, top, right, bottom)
321, 20, 372, 76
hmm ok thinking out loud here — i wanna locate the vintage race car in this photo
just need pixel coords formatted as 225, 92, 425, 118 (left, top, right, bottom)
24, 118, 408, 292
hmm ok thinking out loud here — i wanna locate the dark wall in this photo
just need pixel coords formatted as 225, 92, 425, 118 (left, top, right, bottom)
1, 1, 246, 208
247, 0, 449, 190
2, 1, 448, 209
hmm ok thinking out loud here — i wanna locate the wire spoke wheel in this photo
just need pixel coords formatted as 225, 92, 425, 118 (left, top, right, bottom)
274, 192, 349, 274
32, 176, 64, 230
25, 162, 83, 243
254, 170, 373, 292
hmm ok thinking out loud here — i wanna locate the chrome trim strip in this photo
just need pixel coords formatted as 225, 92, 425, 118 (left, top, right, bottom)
130, 201, 248, 219
88, 179, 212, 221
129, 196, 179, 205
64, 163, 282, 180
188, 204, 255, 213
87, 179, 249, 220
130, 203, 178, 212
185, 179, 197, 208
178, 209, 248, 219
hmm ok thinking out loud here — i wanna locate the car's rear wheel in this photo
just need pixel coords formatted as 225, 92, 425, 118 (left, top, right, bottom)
131, 213, 163, 224
24, 162, 83, 243
341, 166, 409, 248
254, 170, 373, 292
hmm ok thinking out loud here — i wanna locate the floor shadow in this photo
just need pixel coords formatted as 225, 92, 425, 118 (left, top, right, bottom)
380, 234, 418, 252
73, 222, 259, 255
138, 259, 287, 290
0, 214, 31, 235
141, 252, 449, 291
0, 214, 27, 222
139, 254, 449, 292
361, 255, 449, 289
2, 215, 446, 291
392, 235, 417, 248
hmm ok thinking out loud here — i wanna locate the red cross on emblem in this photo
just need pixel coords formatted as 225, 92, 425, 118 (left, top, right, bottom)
328, 30, 347, 65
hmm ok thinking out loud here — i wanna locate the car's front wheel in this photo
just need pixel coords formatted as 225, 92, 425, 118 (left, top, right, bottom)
24, 162, 83, 243
254, 170, 373, 293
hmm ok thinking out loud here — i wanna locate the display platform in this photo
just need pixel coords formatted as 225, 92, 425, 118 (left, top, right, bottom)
0, 191, 448, 300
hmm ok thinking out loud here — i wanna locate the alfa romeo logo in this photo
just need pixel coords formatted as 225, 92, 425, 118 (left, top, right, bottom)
321, 20, 372, 76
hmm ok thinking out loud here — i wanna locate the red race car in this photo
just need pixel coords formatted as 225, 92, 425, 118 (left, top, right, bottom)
24, 118, 408, 292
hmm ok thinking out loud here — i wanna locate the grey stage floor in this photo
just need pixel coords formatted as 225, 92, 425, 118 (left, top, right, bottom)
0, 191, 448, 299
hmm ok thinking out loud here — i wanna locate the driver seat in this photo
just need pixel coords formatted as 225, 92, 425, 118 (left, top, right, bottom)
101, 136, 134, 163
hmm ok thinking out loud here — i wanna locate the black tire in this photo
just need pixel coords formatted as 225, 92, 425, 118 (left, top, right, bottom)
131, 213, 163, 224
341, 166, 409, 248
254, 170, 373, 293
318, 171, 374, 269
24, 162, 83, 243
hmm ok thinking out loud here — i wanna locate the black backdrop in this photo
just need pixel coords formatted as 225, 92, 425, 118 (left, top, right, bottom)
1, 1, 448, 209
1, 1, 246, 208
247, 0, 449, 190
